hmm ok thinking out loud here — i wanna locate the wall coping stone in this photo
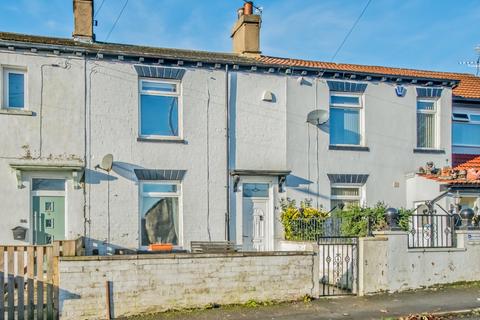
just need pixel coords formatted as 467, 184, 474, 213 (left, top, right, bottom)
60, 251, 314, 262
456, 230, 480, 235
373, 230, 409, 236
407, 247, 467, 253
359, 236, 388, 241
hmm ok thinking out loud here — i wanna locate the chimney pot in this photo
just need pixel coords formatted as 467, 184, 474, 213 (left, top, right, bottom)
244, 1, 253, 15
73, 0, 95, 42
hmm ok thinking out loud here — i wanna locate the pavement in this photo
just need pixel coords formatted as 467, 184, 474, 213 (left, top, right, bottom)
122, 283, 480, 320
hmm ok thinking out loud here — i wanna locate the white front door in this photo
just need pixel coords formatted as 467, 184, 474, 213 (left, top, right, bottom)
242, 183, 269, 251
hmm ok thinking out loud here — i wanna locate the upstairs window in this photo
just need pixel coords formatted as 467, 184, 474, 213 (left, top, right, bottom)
452, 112, 480, 147
329, 94, 362, 146
139, 79, 180, 138
416, 99, 437, 148
3, 69, 26, 109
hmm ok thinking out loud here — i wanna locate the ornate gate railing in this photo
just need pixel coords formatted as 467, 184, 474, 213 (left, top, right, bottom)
408, 214, 457, 248
318, 237, 358, 296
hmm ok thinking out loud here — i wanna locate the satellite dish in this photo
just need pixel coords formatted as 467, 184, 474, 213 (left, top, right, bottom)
99, 154, 114, 172
306, 109, 329, 126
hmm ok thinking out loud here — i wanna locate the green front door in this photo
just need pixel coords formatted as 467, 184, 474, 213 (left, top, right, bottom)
32, 196, 65, 245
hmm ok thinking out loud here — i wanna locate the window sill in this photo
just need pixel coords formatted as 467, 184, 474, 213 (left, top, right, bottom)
329, 145, 370, 152
413, 148, 445, 154
0, 108, 34, 116
137, 137, 187, 144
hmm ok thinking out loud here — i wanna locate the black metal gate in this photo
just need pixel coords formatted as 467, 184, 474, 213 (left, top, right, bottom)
318, 237, 358, 296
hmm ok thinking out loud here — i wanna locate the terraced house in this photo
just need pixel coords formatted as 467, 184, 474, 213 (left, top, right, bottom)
1, 0, 479, 253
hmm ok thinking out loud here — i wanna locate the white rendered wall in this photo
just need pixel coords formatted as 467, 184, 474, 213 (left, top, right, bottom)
0, 51, 85, 244
358, 230, 480, 295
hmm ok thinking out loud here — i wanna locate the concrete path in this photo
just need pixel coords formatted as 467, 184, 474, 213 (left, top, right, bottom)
123, 284, 480, 320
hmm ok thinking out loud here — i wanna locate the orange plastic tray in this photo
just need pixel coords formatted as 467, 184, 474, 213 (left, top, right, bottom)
148, 243, 173, 251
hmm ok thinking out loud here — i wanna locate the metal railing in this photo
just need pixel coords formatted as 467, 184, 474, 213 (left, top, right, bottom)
286, 217, 343, 241
407, 214, 457, 248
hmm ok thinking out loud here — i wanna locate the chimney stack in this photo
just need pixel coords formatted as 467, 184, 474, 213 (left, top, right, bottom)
73, 0, 95, 42
231, 1, 261, 57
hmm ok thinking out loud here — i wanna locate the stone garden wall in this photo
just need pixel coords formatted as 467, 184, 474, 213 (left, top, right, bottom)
59, 251, 317, 319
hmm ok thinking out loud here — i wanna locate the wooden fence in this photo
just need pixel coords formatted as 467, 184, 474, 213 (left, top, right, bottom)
1, 238, 84, 320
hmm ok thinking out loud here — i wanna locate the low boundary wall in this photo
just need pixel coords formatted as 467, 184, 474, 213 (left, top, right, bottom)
358, 230, 480, 295
59, 251, 316, 319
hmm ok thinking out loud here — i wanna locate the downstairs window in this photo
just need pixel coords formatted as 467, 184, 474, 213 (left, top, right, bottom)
140, 182, 180, 246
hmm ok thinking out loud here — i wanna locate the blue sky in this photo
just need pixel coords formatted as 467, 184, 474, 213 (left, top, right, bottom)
0, 0, 479, 73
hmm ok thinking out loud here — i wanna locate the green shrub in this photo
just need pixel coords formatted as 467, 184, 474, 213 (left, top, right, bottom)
334, 202, 413, 236
334, 202, 387, 237
281, 198, 413, 239
280, 198, 329, 241
398, 207, 413, 231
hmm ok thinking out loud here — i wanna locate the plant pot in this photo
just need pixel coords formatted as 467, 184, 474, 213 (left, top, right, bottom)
148, 243, 173, 252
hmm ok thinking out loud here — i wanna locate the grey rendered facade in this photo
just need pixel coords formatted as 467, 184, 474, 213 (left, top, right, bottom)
0, 1, 458, 252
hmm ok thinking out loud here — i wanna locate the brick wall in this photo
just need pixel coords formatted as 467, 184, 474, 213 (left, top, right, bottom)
59, 252, 315, 319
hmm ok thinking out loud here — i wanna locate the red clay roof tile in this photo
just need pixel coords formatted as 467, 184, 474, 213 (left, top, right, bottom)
420, 154, 480, 185
452, 154, 480, 170
257, 56, 480, 100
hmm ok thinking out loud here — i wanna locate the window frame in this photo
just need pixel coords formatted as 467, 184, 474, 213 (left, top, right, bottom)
330, 183, 365, 210
329, 92, 364, 147
416, 98, 439, 149
3, 68, 27, 110
138, 78, 183, 140
452, 109, 480, 147
138, 180, 183, 248
452, 112, 469, 122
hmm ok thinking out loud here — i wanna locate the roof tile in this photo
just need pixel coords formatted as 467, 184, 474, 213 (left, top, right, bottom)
420, 154, 480, 185
257, 56, 480, 100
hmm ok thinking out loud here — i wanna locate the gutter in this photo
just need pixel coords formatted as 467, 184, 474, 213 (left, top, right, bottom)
453, 96, 480, 104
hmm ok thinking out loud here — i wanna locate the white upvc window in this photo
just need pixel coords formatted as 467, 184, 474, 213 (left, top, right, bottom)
3, 68, 27, 109
416, 99, 438, 149
139, 79, 182, 139
329, 93, 363, 146
452, 111, 480, 147
139, 181, 182, 248
330, 184, 364, 210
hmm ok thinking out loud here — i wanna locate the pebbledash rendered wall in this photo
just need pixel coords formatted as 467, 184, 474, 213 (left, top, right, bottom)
358, 230, 480, 295
58, 251, 317, 320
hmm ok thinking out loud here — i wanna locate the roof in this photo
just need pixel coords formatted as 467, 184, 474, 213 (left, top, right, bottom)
258, 56, 480, 100
0, 31, 255, 65
452, 154, 480, 169
420, 154, 480, 185
0, 31, 479, 99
